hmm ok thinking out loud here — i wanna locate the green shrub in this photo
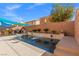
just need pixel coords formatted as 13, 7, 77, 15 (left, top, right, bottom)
43, 28, 49, 33
32, 29, 37, 32
37, 29, 41, 32
51, 31, 60, 34
63, 32, 68, 36
51, 31, 57, 34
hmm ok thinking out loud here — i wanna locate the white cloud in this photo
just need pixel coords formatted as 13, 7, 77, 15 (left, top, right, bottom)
3, 10, 24, 22
2, 4, 24, 22
14, 16, 25, 22
4, 12, 16, 17
27, 3, 46, 10
6, 4, 21, 11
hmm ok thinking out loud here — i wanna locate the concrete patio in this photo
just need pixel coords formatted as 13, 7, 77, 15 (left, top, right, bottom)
0, 35, 53, 56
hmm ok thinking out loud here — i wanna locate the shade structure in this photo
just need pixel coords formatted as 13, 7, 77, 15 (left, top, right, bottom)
1, 21, 12, 27
0, 18, 31, 26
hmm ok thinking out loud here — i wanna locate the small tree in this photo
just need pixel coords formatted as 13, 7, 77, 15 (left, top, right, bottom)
43, 28, 49, 33
50, 4, 74, 22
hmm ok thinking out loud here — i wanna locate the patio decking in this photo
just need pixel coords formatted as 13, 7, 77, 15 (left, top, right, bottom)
0, 35, 53, 56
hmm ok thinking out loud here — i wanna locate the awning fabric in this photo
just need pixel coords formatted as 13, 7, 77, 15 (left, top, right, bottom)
0, 18, 31, 26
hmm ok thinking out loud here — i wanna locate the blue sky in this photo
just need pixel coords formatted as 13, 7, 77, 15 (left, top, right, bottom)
0, 3, 79, 22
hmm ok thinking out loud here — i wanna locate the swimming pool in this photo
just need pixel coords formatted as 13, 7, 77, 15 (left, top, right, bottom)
16, 35, 59, 53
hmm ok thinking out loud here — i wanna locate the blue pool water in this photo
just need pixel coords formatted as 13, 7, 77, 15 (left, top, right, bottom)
16, 35, 58, 53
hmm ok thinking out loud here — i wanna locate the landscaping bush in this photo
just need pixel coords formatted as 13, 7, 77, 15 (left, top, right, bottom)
51, 31, 57, 34
63, 32, 69, 36
60, 30, 64, 34
43, 28, 49, 33
52, 30, 61, 34
37, 29, 41, 32
32, 29, 37, 32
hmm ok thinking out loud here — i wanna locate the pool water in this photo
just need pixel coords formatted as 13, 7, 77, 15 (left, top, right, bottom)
17, 35, 59, 53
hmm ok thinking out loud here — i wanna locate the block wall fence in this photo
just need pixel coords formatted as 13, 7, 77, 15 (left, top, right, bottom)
25, 10, 79, 45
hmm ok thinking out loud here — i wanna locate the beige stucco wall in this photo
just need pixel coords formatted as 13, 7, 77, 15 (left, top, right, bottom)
75, 9, 79, 45
26, 21, 74, 36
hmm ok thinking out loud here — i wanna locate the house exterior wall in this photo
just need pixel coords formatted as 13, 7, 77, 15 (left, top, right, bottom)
40, 17, 51, 24
25, 21, 35, 25
34, 20, 40, 25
